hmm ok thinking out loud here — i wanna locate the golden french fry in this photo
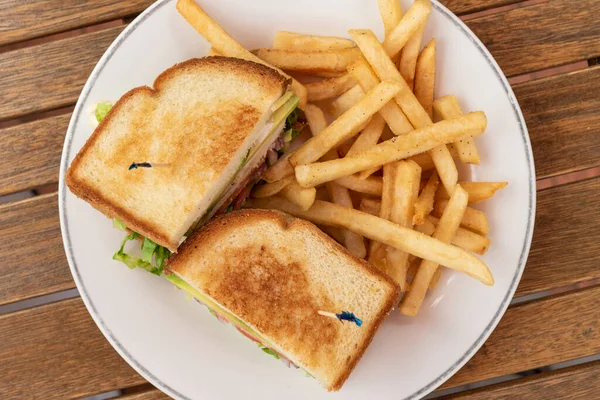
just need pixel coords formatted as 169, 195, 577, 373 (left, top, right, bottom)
429, 268, 442, 290
328, 85, 365, 118
290, 80, 402, 166
279, 180, 316, 211
294, 111, 487, 187
413, 171, 439, 225
368, 163, 395, 275
433, 95, 481, 164
378, 0, 403, 38
409, 151, 435, 171
246, 197, 493, 285
273, 31, 356, 51
359, 198, 381, 216
414, 38, 436, 118
386, 161, 421, 289
251, 176, 294, 198
262, 152, 294, 182
348, 58, 413, 135
208, 46, 222, 56
346, 114, 386, 156
398, 24, 425, 90
436, 181, 508, 204
434, 200, 490, 235
382, 0, 431, 58
318, 225, 346, 244
368, 241, 388, 272
176, 0, 307, 108
252, 48, 362, 73
349, 29, 458, 195
327, 183, 367, 258
426, 215, 490, 254
334, 175, 383, 197
306, 74, 357, 101
399, 184, 468, 316
181, 4, 310, 104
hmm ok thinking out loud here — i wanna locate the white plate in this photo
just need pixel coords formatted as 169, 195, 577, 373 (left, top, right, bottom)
59, 1, 535, 399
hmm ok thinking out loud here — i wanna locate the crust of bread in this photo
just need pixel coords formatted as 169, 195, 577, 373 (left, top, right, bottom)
166, 209, 399, 390
66, 57, 289, 250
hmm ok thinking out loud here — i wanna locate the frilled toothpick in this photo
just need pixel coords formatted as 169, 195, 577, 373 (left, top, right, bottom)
318, 310, 363, 327
128, 162, 171, 170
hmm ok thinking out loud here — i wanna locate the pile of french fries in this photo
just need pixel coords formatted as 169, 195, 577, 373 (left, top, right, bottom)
177, 0, 508, 316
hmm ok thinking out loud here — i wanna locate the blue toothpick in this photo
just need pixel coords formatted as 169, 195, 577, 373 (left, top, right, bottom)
128, 162, 171, 170
318, 310, 363, 327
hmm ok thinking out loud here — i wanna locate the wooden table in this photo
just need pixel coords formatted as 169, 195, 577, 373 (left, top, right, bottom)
1, 0, 599, 398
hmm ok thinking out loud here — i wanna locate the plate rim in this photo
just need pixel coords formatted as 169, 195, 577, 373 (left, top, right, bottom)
58, 1, 536, 398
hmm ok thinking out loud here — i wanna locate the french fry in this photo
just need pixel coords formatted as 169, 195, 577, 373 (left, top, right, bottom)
328, 85, 365, 118
294, 111, 487, 187
208, 46, 222, 56
334, 175, 383, 197
413, 171, 439, 225
386, 161, 421, 289
382, 0, 432, 59
262, 152, 294, 182
318, 225, 346, 244
327, 183, 367, 258
306, 74, 357, 101
346, 114, 386, 156
273, 31, 356, 51
246, 197, 493, 285
349, 29, 458, 196
426, 215, 491, 255
251, 176, 294, 198
414, 38, 436, 118
399, 184, 468, 316
436, 181, 508, 204
378, 0, 403, 38
348, 58, 413, 136
367, 163, 395, 272
290, 80, 402, 166
176, 0, 307, 108
409, 151, 435, 171
434, 200, 490, 235
433, 95, 481, 164
359, 198, 381, 216
279, 180, 316, 211
252, 48, 362, 73
429, 268, 442, 290
398, 23, 425, 90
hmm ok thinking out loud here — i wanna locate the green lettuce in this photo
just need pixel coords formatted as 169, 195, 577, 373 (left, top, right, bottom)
112, 231, 171, 275
95, 101, 113, 123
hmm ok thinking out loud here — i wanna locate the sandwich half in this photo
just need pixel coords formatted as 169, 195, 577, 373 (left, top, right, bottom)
165, 209, 400, 391
67, 57, 302, 267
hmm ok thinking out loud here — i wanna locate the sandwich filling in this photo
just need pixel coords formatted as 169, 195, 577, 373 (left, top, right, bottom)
99, 92, 304, 274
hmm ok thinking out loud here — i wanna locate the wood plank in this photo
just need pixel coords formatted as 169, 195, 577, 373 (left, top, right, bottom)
0, 114, 70, 196
440, 285, 600, 390
439, 361, 600, 399
0, 25, 124, 121
516, 177, 600, 297
0, 298, 146, 399
465, 0, 600, 77
0, 193, 72, 306
117, 388, 171, 400
0, 0, 153, 46
2, 176, 599, 305
441, 0, 523, 15
514, 65, 600, 179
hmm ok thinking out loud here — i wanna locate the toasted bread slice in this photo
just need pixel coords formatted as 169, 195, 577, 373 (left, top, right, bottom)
166, 209, 400, 391
67, 57, 289, 250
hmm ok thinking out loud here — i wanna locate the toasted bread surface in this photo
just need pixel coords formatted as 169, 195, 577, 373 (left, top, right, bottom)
166, 209, 399, 390
67, 57, 289, 250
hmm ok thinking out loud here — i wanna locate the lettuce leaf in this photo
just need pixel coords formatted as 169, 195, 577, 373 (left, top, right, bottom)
113, 218, 127, 231
112, 231, 171, 275
141, 237, 158, 263
95, 101, 113, 123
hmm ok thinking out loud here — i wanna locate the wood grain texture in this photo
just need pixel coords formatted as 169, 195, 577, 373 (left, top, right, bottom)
516, 177, 600, 297
0, 25, 124, 121
514, 65, 600, 179
465, 0, 600, 77
440, 0, 523, 15
0, 298, 146, 399
116, 388, 171, 400
0, 114, 70, 195
440, 361, 600, 399
0, 0, 153, 46
440, 285, 600, 390
0, 193, 72, 306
